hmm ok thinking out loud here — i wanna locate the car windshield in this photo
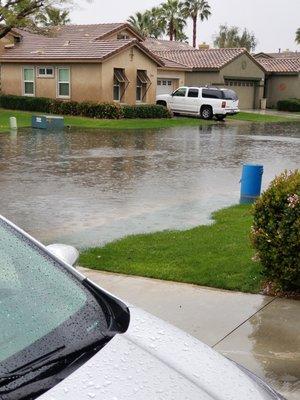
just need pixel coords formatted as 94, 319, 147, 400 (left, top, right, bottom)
223, 89, 238, 100
0, 218, 121, 398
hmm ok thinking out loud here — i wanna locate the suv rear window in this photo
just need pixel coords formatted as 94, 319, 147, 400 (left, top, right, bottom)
202, 89, 223, 99
223, 89, 238, 100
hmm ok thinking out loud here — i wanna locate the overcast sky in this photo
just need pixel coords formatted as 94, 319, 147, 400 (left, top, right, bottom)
69, 0, 300, 53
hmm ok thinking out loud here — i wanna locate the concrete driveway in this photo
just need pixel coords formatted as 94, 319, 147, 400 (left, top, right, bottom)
79, 267, 300, 400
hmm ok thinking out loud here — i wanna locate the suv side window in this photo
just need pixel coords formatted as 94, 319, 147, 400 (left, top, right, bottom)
202, 89, 223, 99
187, 88, 199, 98
173, 88, 187, 97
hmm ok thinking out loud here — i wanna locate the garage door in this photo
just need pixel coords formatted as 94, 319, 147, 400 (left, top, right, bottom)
225, 80, 256, 109
157, 79, 177, 95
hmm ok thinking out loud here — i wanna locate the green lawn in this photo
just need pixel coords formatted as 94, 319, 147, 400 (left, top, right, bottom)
228, 111, 298, 123
79, 205, 263, 294
0, 108, 211, 132
0, 108, 297, 133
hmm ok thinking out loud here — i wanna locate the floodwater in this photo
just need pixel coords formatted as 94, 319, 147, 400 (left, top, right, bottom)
0, 122, 299, 248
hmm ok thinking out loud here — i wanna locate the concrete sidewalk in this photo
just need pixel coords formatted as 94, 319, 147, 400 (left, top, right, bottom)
79, 267, 300, 400
244, 109, 300, 119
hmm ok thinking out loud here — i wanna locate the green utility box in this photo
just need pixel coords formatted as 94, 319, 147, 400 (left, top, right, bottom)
32, 115, 64, 130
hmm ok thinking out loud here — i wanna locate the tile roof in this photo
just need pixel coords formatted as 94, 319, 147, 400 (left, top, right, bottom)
255, 51, 300, 59
144, 38, 194, 51
256, 57, 300, 73
150, 48, 247, 70
0, 23, 162, 64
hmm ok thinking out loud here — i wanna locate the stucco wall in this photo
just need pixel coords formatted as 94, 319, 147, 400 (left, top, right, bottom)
0, 46, 158, 104
185, 71, 220, 86
220, 53, 265, 81
101, 46, 158, 104
1, 63, 103, 101
265, 74, 300, 108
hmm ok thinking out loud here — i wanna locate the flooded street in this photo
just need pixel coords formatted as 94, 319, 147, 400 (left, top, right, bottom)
0, 122, 299, 248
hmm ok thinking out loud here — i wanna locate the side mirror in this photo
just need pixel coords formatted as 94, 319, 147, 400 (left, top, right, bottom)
46, 244, 79, 267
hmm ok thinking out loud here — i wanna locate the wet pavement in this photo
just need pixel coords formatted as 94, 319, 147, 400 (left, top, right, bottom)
79, 267, 300, 400
0, 122, 299, 248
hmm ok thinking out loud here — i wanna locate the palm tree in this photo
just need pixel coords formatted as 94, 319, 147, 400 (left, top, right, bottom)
127, 8, 165, 38
37, 6, 70, 28
182, 0, 211, 48
214, 24, 257, 52
159, 0, 186, 41
296, 28, 300, 44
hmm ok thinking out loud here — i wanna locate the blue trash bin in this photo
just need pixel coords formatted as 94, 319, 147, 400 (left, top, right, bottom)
240, 164, 264, 204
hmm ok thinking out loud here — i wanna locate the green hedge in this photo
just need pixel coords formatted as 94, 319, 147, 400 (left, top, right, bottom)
277, 98, 300, 112
0, 94, 171, 119
251, 170, 300, 291
122, 104, 170, 119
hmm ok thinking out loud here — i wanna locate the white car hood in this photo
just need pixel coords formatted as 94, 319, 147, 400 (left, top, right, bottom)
39, 307, 273, 400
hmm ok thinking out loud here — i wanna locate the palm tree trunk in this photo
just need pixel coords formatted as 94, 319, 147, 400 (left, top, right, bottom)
192, 16, 197, 48
169, 19, 174, 41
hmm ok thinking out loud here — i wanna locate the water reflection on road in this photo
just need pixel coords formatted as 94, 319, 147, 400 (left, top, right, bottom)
0, 122, 299, 248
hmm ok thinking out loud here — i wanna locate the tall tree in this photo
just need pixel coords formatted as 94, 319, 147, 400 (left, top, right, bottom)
127, 8, 165, 38
296, 28, 300, 44
214, 24, 258, 52
36, 6, 70, 28
182, 0, 211, 48
0, 0, 72, 39
160, 0, 186, 41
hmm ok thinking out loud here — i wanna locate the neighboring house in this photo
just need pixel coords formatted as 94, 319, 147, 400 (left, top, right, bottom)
144, 39, 266, 109
0, 23, 163, 105
254, 55, 300, 108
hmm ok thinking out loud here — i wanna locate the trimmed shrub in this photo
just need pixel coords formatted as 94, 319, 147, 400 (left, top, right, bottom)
0, 94, 52, 112
0, 94, 171, 119
79, 102, 123, 119
251, 170, 300, 291
122, 104, 171, 119
277, 98, 300, 112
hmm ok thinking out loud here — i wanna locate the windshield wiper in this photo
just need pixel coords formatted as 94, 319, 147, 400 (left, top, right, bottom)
0, 335, 112, 388
0, 345, 65, 385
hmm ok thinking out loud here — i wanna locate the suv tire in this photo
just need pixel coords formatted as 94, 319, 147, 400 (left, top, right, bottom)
201, 106, 213, 120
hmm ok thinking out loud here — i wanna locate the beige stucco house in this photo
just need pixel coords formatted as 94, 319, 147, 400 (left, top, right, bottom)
0, 24, 163, 105
254, 54, 300, 108
144, 39, 266, 109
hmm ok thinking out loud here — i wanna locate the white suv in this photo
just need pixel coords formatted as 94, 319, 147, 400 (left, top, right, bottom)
156, 86, 240, 120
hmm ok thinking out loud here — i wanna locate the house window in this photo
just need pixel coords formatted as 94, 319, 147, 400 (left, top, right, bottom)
113, 68, 129, 102
57, 68, 70, 98
38, 66, 54, 78
23, 67, 35, 96
136, 70, 151, 102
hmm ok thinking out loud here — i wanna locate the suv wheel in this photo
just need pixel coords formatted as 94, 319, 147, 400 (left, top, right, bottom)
201, 106, 213, 120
